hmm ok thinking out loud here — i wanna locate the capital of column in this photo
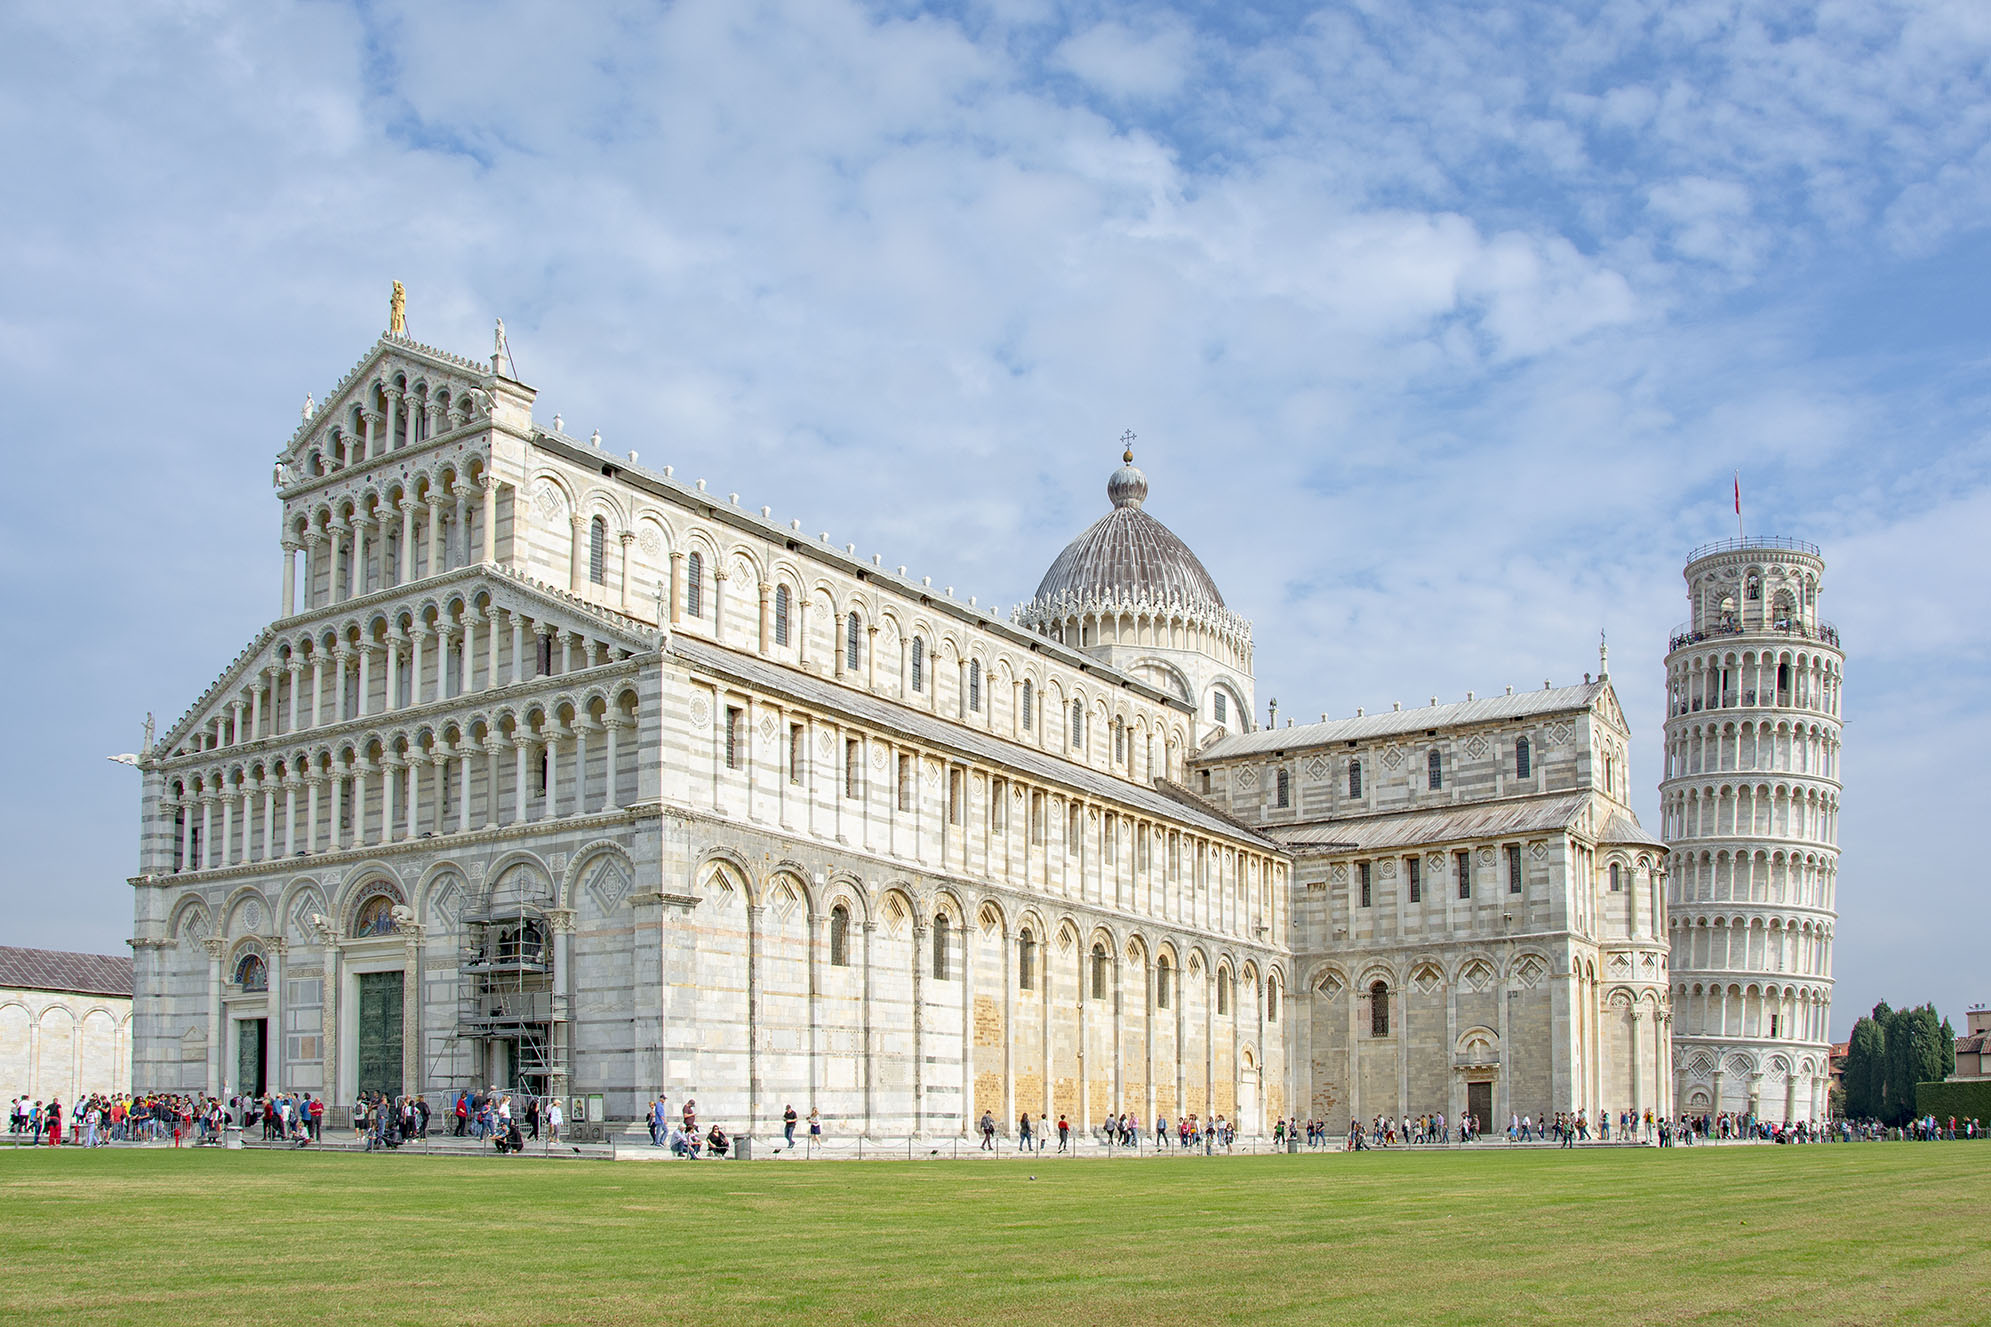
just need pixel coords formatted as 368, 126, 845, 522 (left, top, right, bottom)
619, 530, 635, 547
201, 937, 227, 961
281, 537, 301, 554
361, 407, 384, 427
546, 908, 578, 935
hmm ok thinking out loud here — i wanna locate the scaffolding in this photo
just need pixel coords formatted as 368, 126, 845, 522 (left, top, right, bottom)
456, 906, 567, 1101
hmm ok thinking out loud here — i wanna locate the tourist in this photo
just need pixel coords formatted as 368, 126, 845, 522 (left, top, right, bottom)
547, 1097, 563, 1143
808, 1107, 821, 1146
784, 1104, 798, 1148
980, 1110, 997, 1151
1018, 1112, 1035, 1152
1056, 1114, 1070, 1152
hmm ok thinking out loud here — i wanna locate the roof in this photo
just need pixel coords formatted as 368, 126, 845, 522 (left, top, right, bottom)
1598, 810, 1668, 850
667, 635, 1281, 851
1199, 682, 1608, 759
0, 947, 133, 998
1028, 459, 1227, 612
1267, 792, 1591, 853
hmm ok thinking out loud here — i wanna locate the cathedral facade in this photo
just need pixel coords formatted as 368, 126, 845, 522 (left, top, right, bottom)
128, 308, 1680, 1135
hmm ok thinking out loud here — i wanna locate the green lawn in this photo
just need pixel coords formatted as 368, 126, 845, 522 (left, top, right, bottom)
3, 1144, 1986, 1326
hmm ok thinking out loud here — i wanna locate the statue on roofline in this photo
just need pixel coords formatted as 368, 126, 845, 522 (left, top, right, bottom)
390, 280, 407, 336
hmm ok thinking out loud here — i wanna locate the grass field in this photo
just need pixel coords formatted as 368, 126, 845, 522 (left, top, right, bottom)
4, 1144, 1986, 1326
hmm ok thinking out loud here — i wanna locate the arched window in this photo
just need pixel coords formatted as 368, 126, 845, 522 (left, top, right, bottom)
933, 914, 951, 979
1348, 760, 1363, 798
233, 953, 267, 991
1114, 721, 1126, 764
588, 516, 607, 585
1609, 862, 1623, 892
847, 612, 863, 668
1071, 699, 1085, 749
1217, 972, 1230, 1015
1214, 692, 1227, 723
685, 552, 703, 617
1021, 678, 1034, 729
1746, 574, 1761, 601
911, 636, 925, 692
1516, 737, 1531, 779
1018, 929, 1036, 991
773, 585, 791, 646
1370, 980, 1390, 1037
1428, 749, 1443, 790
1266, 976, 1278, 1023
968, 659, 982, 712
1275, 768, 1290, 808
1090, 944, 1108, 1000
829, 905, 849, 967
354, 894, 397, 937
1156, 956, 1171, 1008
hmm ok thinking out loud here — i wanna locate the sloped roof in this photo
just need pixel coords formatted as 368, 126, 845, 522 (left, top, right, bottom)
1267, 792, 1590, 852
1598, 810, 1667, 850
667, 636, 1280, 851
0, 947, 133, 998
1200, 682, 1608, 758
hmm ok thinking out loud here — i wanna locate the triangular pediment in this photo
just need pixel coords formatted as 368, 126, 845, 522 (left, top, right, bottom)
153, 565, 659, 763
276, 333, 503, 486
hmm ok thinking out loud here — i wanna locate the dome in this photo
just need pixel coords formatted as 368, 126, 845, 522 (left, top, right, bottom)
1029, 451, 1227, 611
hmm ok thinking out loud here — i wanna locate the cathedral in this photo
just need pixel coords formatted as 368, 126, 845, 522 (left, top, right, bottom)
127, 300, 1687, 1136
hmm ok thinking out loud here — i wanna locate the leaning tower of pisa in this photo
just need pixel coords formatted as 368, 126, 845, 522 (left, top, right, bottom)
1661, 537, 1842, 1124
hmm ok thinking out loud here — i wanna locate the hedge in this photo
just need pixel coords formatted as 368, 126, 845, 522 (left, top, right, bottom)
1914, 1080, 1991, 1123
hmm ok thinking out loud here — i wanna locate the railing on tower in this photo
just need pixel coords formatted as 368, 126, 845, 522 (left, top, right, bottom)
1667, 618, 1839, 654
1685, 535, 1822, 563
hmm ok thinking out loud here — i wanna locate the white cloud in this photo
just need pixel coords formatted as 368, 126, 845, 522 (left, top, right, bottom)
1, 0, 1988, 1035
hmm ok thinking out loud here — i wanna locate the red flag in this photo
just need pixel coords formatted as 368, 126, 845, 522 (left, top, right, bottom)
1734, 472, 1741, 515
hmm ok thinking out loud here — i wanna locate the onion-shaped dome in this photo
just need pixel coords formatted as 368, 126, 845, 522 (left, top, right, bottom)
1029, 450, 1227, 611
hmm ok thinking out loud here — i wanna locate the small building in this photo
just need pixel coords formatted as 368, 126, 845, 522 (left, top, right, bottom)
1952, 1006, 1991, 1081
0, 947, 133, 1105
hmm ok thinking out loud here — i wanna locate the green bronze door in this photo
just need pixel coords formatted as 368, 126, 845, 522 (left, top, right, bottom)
356, 972, 404, 1099
236, 1019, 267, 1098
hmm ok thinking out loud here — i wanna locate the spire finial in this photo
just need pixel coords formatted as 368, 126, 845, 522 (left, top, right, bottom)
1599, 630, 1609, 678
1120, 428, 1136, 463
389, 281, 406, 336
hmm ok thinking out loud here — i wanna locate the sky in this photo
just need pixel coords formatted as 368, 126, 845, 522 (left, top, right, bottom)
1, 0, 1985, 1039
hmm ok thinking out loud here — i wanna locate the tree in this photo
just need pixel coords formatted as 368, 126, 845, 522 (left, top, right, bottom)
1881, 1004, 1946, 1126
1939, 1017, 1957, 1080
1844, 1015, 1886, 1120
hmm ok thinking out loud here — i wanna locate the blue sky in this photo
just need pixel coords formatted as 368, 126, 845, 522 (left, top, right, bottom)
2, 0, 1984, 1037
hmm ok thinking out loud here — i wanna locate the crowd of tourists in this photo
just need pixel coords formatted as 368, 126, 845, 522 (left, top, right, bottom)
9, 1093, 211, 1145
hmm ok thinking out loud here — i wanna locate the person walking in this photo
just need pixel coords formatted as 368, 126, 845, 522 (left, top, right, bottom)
547, 1097, 563, 1144
980, 1110, 997, 1151
1056, 1114, 1070, 1152
783, 1105, 798, 1149
1018, 1112, 1034, 1152
808, 1108, 821, 1150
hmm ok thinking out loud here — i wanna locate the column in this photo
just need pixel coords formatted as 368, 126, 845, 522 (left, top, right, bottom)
220, 785, 237, 866
425, 496, 443, 578
911, 922, 926, 1135
385, 633, 401, 711
354, 758, 373, 847
479, 609, 497, 691
260, 777, 276, 863
455, 749, 472, 834
620, 531, 637, 611
543, 727, 562, 821
410, 628, 426, 707
364, 402, 383, 458
484, 739, 504, 829
249, 680, 264, 742
356, 644, 372, 718
305, 774, 321, 854
573, 721, 590, 816
179, 796, 195, 869
514, 736, 532, 824
510, 612, 525, 685
480, 473, 498, 564
1629, 1009, 1643, 1117
430, 753, 448, 835
281, 540, 298, 617
203, 938, 225, 1097
669, 551, 684, 624
440, 626, 459, 699
266, 940, 286, 1092
286, 661, 303, 733
281, 774, 298, 857
603, 718, 622, 812
326, 770, 343, 852
402, 752, 419, 841
307, 652, 323, 729
797, 597, 811, 668
400, 924, 423, 1100
347, 519, 365, 600
757, 581, 772, 654
453, 491, 470, 572
332, 647, 352, 722
303, 532, 323, 610
398, 497, 415, 584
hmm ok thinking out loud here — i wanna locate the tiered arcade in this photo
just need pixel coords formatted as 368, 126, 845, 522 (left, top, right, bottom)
1661, 537, 1841, 1123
